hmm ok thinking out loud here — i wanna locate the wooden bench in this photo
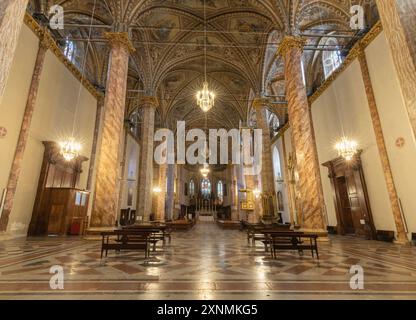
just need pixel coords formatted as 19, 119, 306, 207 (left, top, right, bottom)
122, 225, 168, 249
247, 224, 291, 247
100, 230, 153, 259
265, 231, 319, 259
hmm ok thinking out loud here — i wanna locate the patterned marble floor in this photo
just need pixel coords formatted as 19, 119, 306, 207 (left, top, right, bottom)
1, 223, 416, 300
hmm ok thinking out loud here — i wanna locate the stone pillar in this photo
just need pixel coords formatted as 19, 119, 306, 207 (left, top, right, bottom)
90, 33, 134, 228
136, 96, 158, 221
253, 98, 276, 222
0, 0, 29, 106
230, 165, 239, 221
0, 36, 48, 232
354, 45, 409, 244
86, 97, 104, 190
253, 99, 275, 195
376, 0, 416, 141
165, 164, 175, 221
281, 131, 296, 227
235, 164, 245, 220
278, 37, 326, 234
155, 163, 167, 221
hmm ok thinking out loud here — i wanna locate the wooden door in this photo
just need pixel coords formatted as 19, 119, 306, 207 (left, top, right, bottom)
345, 172, 367, 236
323, 152, 376, 239
336, 176, 355, 234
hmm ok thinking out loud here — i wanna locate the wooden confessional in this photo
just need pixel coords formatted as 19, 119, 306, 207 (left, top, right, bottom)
322, 151, 376, 239
27, 141, 90, 236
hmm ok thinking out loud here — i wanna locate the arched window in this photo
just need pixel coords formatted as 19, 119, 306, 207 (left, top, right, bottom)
189, 179, 195, 197
217, 180, 224, 204
201, 178, 211, 199
273, 146, 282, 181
322, 37, 342, 79
64, 37, 75, 62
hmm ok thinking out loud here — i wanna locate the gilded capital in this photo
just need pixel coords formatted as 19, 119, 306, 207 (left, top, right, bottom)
104, 32, 135, 53
139, 96, 159, 109
277, 36, 306, 58
252, 97, 269, 110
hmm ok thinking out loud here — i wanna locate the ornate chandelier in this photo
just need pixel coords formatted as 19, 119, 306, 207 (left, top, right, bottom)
200, 163, 210, 178
59, 139, 81, 161
197, 82, 215, 112
196, 0, 215, 113
335, 137, 358, 161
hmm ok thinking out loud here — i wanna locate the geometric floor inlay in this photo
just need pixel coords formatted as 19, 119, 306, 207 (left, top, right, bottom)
1, 223, 416, 300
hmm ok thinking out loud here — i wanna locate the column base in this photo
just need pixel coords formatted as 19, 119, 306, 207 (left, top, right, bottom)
394, 238, 411, 245
85, 227, 115, 236
299, 228, 329, 242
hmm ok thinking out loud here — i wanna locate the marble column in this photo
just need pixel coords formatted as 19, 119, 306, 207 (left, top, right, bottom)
0, 0, 28, 106
90, 33, 134, 228
230, 165, 239, 221
355, 45, 409, 244
155, 163, 167, 221
281, 131, 296, 227
376, 0, 416, 141
0, 36, 47, 232
86, 97, 104, 190
235, 164, 245, 220
136, 96, 158, 221
165, 164, 175, 221
253, 99, 275, 194
253, 98, 276, 220
278, 37, 326, 234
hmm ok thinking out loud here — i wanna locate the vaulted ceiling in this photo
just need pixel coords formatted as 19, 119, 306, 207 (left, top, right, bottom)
28, 0, 379, 132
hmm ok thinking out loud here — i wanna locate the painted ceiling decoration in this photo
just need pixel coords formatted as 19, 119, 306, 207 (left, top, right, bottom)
28, 0, 379, 133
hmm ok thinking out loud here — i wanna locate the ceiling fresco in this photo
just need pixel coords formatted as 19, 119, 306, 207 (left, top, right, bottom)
28, 0, 379, 132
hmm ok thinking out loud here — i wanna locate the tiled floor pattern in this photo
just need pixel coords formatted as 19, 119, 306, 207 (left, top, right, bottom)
1, 223, 416, 299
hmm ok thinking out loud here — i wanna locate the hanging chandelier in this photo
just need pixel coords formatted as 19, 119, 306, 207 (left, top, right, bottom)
196, 0, 215, 113
200, 163, 210, 178
335, 137, 358, 161
59, 139, 81, 161
197, 82, 215, 112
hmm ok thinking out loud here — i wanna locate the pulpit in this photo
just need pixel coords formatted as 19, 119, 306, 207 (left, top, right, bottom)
28, 141, 89, 236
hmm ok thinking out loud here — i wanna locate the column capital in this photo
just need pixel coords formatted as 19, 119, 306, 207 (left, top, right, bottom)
104, 32, 135, 53
252, 97, 269, 110
277, 36, 306, 58
138, 96, 159, 109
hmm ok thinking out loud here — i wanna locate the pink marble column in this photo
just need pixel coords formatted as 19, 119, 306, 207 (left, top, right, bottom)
0, 0, 29, 106
229, 165, 239, 221
86, 97, 104, 190
376, 0, 416, 141
136, 96, 158, 221
90, 33, 134, 228
278, 37, 326, 234
165, 164, 175, 221
0, 38, 47, 232
155, 163, 167, 221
